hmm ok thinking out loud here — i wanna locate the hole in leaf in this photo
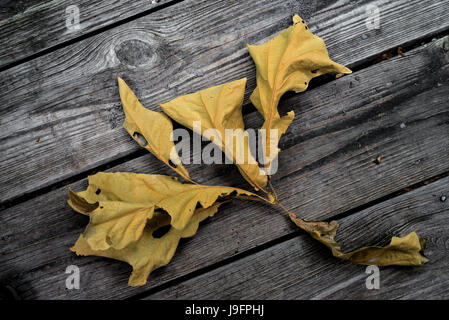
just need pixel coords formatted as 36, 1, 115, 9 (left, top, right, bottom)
168, 159, 178, 168
152, 225, 171, 238
95, 188, 101, 195
133, 132, 148, 147
100, 206, 104, 209
147, 210, 171, 233
305, 26, 308, 30
311, 69, 318, 73
216, 190, 238, 203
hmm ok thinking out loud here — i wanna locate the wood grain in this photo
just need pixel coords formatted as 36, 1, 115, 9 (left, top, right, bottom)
0, 0, 174, 69
1, 0, 449, 203
145, 177, 449, 300
1, 37, 448, 299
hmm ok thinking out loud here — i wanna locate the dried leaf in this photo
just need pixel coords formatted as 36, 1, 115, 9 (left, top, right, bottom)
70, 185, 156, 250
159, 78, 268, 192
68, 172, 256, 231
74, 198, 155, 251
118, 77, 191, 182
289, 213, 428, 266
71, 203, 221, 286
248, 14, 351, 166
374, 155, 382, 165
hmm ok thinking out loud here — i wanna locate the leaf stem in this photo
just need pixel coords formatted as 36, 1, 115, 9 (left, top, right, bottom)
175, 168, 200, 185
234, 190, 276, 205
267, 177, 278, 202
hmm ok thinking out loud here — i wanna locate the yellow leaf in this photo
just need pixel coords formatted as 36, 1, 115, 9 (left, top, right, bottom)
159, 78, 268, 192
71, 204, 221, 286
118, 77, 191, 182
248, 14, 352, 166
288, 213, 428, 266
68, 172, 256, 231
67, 171, 265, 285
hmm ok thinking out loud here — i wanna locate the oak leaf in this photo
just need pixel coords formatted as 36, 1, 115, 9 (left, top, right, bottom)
71, 203, 221, 286
248, 14, 352, 166
159, 78, 268, 192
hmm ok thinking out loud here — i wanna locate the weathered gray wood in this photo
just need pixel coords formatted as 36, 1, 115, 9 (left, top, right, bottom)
1, 37, 448, 299
0, 0, 174, 69
1, 0, 449, 203
145, 177, 449, 300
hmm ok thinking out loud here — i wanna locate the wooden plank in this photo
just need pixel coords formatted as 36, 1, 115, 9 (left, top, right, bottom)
145, 177, 449, 300
0, 1, 50, 21
0, 0, 175, 69
1, 37, 448, 299
1, 0, 449, 203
